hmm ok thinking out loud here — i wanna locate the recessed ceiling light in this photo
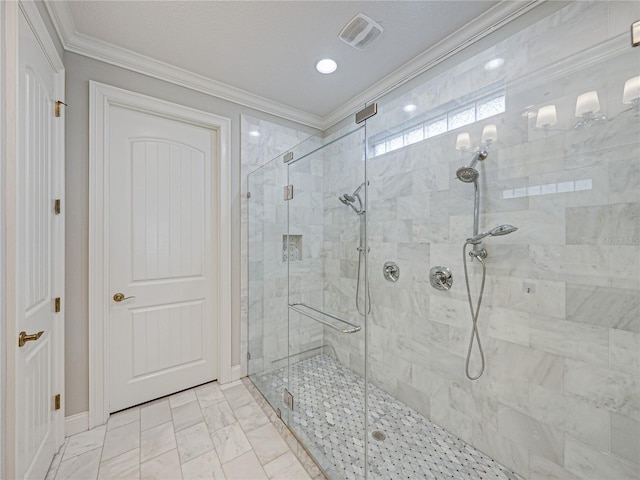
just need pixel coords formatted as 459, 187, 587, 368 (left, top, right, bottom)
248, 130, 261, 137
316, 59, 337, 74
484, 58, 504, 70
403, 104, 417, 113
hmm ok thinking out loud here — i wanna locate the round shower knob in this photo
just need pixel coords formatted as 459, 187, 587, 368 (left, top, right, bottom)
430, 266, 453, 291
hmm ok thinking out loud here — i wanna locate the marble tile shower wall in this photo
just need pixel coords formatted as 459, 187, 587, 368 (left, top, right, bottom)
242, 116, 324, 376
322, 2, 639, 479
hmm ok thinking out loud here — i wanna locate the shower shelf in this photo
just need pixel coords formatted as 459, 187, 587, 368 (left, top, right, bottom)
288, 302, 361, 334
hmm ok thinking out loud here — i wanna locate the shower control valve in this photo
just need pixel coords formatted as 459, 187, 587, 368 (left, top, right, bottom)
430, 266, 453, 291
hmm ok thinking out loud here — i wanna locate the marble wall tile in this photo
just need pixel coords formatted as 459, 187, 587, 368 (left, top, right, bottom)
529, 314, 609, 367
610, 328, 640, 376
564, 435, 639, 480
497, 405, 564, 464
566, 203, 639, 246
611, 412, 640, 466
529, 456, 580, 480
566, 284, 639, 332
565, 358, 639, 420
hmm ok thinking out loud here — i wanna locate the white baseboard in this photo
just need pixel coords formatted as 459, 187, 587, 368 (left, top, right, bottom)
230, 365, 243, 382
65, 411, 89, 437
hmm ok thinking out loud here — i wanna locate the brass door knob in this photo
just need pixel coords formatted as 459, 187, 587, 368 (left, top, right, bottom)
113, 293, 136, 302
18, 330, 44, 347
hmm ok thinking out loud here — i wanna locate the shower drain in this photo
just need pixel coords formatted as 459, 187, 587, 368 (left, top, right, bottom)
372, 430, 386, 441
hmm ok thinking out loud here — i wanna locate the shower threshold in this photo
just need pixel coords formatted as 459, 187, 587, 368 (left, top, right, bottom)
251, 354, 523, 480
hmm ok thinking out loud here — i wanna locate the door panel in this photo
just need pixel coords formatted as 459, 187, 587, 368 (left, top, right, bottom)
17, 10, 59, 480
108, 106, 217, 412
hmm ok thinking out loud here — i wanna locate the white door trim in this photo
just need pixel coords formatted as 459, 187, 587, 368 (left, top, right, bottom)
89, 82, 232, 428
3, 1, 65, 477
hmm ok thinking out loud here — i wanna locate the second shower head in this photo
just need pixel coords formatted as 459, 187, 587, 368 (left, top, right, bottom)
466, 224, 518, 244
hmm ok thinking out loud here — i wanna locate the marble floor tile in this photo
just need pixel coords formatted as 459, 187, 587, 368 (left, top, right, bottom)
221, 450, 268, 480
202, 401, 236, 433
48, 380, 322, 480
246, 423, 290, 465
56, 447, 102, 480
181, 450, 225, 479
172, 400, 204, 432
211, 422, 252, 464
264, 451, 313, 480
140, 421, 177, 463
140, 448, 183, 480
195, 383, 226, 409
223, 383, 254, 410
169, 389, 197, 409
107, 406, 140, 431
97, 448, 140, 480
176, 422, 214, 464
101, 421, 140, 461
140, 399, 172, 431
234, 401, 270, 433
62, 425, 106, 460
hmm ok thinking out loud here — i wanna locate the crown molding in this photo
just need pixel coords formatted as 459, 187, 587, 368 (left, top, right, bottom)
44, 0, 542, 131
43, 1, 325, 129
322, 0, 543, 128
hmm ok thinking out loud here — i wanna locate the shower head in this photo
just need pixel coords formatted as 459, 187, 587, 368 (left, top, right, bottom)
456, 150, 488, 183
339, 182, 366, 214
456, 166, 479, 183
467, 224, 518, 244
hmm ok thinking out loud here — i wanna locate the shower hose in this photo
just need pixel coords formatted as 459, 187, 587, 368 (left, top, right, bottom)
462, 242, 487, 380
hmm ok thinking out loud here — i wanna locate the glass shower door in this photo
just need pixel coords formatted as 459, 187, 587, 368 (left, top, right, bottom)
247, 152, 291, 423
285, 126, 368, 479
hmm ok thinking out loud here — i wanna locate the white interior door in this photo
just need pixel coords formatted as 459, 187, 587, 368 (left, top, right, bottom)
108, 105, 218, 412
15, 7, 64, 479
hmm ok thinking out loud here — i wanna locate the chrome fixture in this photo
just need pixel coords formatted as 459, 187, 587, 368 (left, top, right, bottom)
429, 266, 452, 291
455, 149, 487, 184
289, 302, 361, 334
456, 149, 488, 258
462, 224, 517, 381
339, 182, 370, 315
466, 224, 518, 245
383, 261, 400, 282
338, 182, 365, 214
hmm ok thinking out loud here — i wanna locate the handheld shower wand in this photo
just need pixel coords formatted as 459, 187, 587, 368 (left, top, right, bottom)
338, 182, 370, 315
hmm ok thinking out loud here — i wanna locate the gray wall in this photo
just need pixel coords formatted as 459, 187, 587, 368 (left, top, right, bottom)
63, 51, 317, 416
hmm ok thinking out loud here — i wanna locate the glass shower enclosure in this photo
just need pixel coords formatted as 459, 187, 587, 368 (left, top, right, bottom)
248, 2, 640, 479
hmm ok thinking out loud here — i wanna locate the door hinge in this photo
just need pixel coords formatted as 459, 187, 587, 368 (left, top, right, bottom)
247, 352, 251, 360
55, 100, 67, 117
54, 394, 61, 410
284, 388, 294, 411
283, 151, 294, 163
284, 185, 293, 201
54, 199, 61, 215
54, 297, 61, 313
355, 103, 377, 124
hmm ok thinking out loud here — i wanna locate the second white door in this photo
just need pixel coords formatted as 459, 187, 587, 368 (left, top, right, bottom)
108, 105, 218, 412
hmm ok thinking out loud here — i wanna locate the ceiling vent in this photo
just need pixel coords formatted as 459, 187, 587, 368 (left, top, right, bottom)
339, 13, 383, 50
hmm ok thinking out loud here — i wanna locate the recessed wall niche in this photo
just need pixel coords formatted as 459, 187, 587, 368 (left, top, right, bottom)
282, 234, 302, 262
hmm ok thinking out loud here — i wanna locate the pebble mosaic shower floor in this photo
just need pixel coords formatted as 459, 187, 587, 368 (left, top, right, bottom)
251, 354, 523, 480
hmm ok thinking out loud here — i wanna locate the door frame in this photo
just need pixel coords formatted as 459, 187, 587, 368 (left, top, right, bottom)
2, 1, 66, 478
88, 82, 232, 428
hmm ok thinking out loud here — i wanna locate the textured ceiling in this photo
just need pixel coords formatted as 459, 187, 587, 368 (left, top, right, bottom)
62, 1, 499, 119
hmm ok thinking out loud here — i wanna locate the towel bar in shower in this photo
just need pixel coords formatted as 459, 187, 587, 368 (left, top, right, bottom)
288, 302, 361, 334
